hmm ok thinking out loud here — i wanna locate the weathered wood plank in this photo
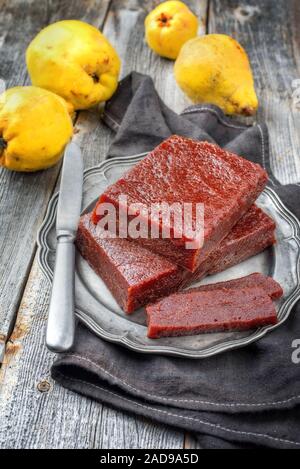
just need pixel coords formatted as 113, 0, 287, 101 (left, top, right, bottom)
0, 0, 207, 449
0, 0, 111, 361
208, 0, 300, 184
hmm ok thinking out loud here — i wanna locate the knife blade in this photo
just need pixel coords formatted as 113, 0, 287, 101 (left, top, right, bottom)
46, 142, 83, 352
56, 142, 84, 233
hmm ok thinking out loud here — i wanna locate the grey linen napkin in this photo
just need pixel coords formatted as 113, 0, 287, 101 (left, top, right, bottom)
52, 73, 300, 449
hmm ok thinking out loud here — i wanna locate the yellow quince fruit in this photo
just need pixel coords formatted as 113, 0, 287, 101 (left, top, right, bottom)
174, 34, 258, 115
145, 1, 198, 60
0, 86, 73, 172
26, 20, 121, 110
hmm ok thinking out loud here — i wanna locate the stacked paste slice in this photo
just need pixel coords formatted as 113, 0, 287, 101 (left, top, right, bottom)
146, 274, 283, 338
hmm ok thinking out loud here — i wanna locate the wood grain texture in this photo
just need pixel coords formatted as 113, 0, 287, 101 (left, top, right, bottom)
208, 0, 300, 184
0, 0, 111, 361
0, 0, 206, 449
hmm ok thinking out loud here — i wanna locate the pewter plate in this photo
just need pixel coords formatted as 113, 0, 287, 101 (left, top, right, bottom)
38, 154, 300, 358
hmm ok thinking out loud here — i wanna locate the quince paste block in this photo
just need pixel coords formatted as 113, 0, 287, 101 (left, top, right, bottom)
146, 275, 281, 339
92, 135, 268, 272
76, 205, 275, 313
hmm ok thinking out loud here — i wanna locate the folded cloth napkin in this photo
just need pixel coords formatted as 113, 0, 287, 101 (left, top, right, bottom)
52, 72, 300, 449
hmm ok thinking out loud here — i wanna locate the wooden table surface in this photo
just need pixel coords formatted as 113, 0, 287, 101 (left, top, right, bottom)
0, 0, 299, 449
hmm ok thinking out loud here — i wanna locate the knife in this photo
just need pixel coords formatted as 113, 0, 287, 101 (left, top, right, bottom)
46, 142, 83, 352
